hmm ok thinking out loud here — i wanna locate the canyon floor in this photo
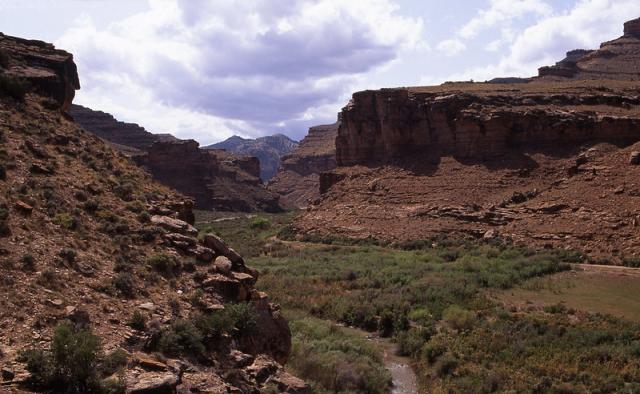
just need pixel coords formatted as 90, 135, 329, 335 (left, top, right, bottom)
196, 210, 640, 393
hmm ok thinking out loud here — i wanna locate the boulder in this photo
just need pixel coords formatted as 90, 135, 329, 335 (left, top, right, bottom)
203, 234, 244, 265
127, 371, 179, 394
187, 245, 215, 263
272, 371, 312, 394
151, 216, 197, 236
213, 256, 232, 275
630, 151, 640, 165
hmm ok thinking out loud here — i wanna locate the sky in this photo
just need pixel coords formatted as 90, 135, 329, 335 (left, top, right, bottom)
1, 0, 639, 143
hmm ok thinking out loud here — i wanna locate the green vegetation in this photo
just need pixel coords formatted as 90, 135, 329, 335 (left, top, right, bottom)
193, 211, 640, 392
128, 310, 147, 331
157, 303, 257, 358
147, 253, 180, 277
194, 210, 298, 257
287, 314, 391, 393
19, 323, 125, 394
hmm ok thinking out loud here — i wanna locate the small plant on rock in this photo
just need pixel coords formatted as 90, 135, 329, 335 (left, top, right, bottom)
128, 310, 147, 331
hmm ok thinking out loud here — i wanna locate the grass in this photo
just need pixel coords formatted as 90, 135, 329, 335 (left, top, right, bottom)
196, 211, 640, 393
498, 268, 640, 322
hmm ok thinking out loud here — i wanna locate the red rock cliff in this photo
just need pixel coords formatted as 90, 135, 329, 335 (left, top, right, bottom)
0, 33, 80, 111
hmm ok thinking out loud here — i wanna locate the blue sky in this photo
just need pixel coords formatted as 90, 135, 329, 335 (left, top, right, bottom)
1, 0, 639, 142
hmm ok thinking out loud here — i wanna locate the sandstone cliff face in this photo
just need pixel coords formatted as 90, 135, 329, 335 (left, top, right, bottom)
206, 134, 299, 181
297, 19, 640, 263
69, 104, 177, 152
0, 33, 79, 111
268, 122, 338, 208
335, 87, 640, 166
135, 140, 281, 212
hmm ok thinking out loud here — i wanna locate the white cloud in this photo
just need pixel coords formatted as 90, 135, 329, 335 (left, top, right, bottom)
423, 0, 640, 84
437, 38, 467, 56
459, 0, 553, 39
58, 0, 424, 142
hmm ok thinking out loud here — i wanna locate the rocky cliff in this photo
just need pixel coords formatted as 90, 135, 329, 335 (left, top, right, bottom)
0, 33, 80, 111
268, 122, 338, 208
135, 140, 281, 212
0, 34, 305, 393
69, 104, 282, 212
295, 19, 640, 263
69, 104, 177, 152
206, 134, 298, 181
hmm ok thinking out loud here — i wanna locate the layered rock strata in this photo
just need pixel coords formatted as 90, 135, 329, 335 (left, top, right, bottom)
268, 122, 338, 208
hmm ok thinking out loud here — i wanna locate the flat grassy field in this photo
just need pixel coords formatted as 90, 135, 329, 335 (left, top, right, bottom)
497, 265, 640, 322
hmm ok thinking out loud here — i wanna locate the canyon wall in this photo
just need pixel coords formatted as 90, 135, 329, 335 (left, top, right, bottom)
135, 140, 281, 212
268, 122, 338, 208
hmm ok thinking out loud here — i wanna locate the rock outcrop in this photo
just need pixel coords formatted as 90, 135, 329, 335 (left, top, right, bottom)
69, 104, 177, 152
135, 140, 281, 212
268, 122, 339, 208
0, 33, 80, 111
295, 18, 640, 263
206, 134, 299, 181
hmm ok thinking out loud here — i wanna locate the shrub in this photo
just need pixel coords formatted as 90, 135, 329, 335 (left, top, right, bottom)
53, 213, 78, 230
83, 200, 99, 213
21, 253, 35, 271
58, 249, 77, 264
112, 272, 135, 298
128, 310, 147, 331
100, 349, 129, 376
443, 305, 476, 331
147, 253, 180, 277
249, 217, 271, 230
38, 268, 59, 289
434, 354, 459, 377
19, 323, 103, 393
158, 319, 205, 357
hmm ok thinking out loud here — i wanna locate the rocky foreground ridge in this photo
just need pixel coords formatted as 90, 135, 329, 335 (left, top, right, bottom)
69, 104, 282, 213
295, 18, 640, 263
0, 34, 307, 392
268, 122, 338, 208
205, 134, 299, 182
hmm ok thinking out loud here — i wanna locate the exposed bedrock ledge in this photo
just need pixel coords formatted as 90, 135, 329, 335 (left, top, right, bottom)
0, 33, 80, 111
336, 89, 640, 167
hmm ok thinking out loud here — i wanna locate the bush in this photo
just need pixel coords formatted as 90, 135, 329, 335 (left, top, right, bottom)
158, 320, 205, 358
0, 74, 29, 101
101, 349, 129, 376
112, 272, 135, 298
21, 253, 35, 271
147, 253, 180, 277
434, 354, 459, 377
53, 213, 78, 230
443, 305, 476, 331
128, 310, 147, 331
58, 248, 77, 264
19, 323, 103, 393
249, 217, 271, 230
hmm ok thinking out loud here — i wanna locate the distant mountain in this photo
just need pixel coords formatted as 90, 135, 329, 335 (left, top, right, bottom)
205, 134, 299, 181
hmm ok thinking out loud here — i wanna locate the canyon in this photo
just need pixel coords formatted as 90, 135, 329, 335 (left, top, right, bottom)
293, 18, 640, 263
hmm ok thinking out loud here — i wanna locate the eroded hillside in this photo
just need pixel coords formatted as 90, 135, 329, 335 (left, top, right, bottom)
0, 33, 307, 393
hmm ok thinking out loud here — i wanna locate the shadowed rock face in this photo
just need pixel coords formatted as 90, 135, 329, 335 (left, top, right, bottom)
0, 33, 80, 111
205, 134, 299, 181
135, 140, 282, 212
268, 122, 338, 208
